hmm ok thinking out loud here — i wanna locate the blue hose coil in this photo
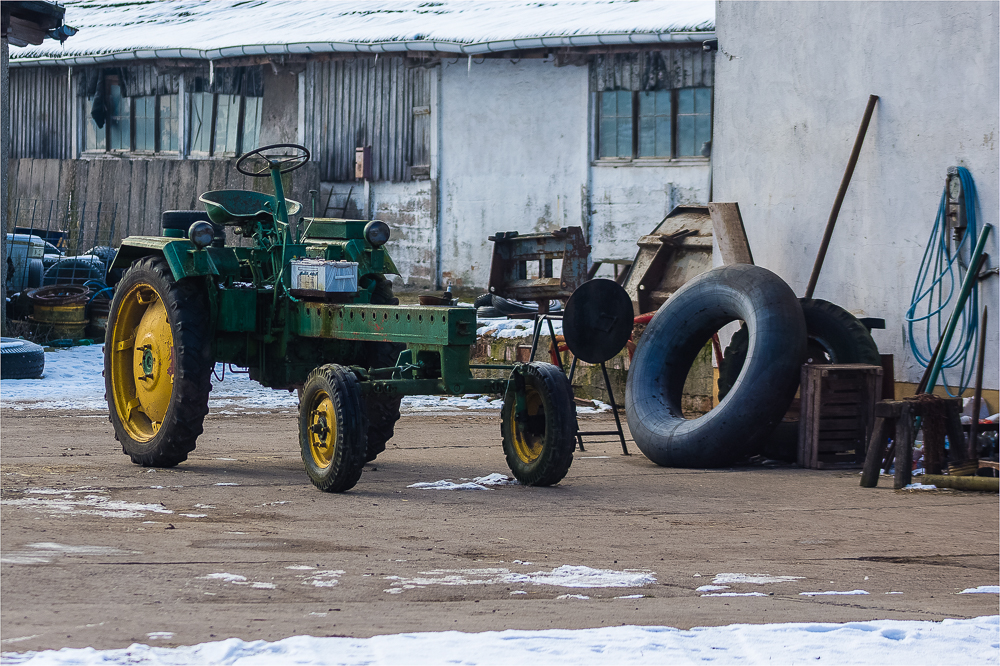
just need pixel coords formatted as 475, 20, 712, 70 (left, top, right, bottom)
905, 167, 980, 396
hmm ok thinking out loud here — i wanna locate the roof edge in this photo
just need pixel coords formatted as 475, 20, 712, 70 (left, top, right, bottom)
9, 30, 716, 67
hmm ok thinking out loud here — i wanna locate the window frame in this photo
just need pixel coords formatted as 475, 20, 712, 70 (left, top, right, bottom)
595, 86, 713, 164
81, 76, 260, 159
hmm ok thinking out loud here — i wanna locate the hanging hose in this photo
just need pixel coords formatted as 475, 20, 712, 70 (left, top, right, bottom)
905, 167, 981, 396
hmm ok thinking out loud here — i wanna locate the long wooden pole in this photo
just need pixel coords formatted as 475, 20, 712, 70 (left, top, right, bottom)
804, 94, 879, 298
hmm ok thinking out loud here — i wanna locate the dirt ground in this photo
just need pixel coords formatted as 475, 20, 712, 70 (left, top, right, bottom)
1, 409, 997, 652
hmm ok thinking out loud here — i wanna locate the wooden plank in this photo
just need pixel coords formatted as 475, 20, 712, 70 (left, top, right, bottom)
861, 417, 890, 487
708, 202, 754, 265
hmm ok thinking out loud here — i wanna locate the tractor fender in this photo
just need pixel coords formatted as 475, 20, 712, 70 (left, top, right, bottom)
111, 238, 240, 282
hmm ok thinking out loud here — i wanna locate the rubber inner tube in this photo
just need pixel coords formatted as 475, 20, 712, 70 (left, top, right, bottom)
625, 264, 806, 467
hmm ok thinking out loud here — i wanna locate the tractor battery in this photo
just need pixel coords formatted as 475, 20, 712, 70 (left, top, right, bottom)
290, 259, 359, 299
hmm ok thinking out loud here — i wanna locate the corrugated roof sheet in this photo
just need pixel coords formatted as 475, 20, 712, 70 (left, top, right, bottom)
11, 0, 715, 64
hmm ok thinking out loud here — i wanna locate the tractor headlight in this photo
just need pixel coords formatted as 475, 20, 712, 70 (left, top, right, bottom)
364, 221, 390, 248
188, 221, 215, 249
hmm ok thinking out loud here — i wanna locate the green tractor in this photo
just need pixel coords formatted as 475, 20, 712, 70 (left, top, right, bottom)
104, 144, 578, 492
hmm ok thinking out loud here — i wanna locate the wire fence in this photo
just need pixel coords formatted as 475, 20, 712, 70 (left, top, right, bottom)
5, 198, 120, 295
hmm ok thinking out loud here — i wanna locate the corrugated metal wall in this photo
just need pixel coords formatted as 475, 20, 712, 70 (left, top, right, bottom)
9, 67, 72, 159
591, 48, 714, 91
303, 57, 432, 182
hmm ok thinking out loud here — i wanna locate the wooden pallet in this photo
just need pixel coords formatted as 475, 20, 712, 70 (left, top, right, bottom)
798, 364, 882, 469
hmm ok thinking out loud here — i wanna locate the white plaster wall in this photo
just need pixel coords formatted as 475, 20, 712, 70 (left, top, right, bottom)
714, 0, 999, 389
319, 180, 436, 288
373, 181, 436, 288
590, 161, 710, 261
438, 58, 589, 288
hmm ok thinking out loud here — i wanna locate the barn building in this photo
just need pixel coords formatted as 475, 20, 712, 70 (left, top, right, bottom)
6, 0, 716, 289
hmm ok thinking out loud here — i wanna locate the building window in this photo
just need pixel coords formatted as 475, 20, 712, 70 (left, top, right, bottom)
159, 95, 179, 152
597, 86, 712, 160
82, 78, 260, 157
133, 95, 156, 152
84, 81, 180, 154
107, 83, 130, 151
188, 91, 262, 157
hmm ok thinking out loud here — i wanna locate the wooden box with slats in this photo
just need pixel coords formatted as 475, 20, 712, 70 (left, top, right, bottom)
798, 364, 882, 469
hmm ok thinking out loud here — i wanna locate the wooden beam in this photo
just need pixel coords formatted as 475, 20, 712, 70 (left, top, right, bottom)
708, 202, 754, 265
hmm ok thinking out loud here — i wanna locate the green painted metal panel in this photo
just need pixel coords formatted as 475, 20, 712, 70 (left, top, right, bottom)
292, 303, 477, 345
217, 288, 257, 332
111, 237, 241, 280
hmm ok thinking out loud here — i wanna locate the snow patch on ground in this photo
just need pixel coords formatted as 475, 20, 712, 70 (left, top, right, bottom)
1, 542, 132, 565
712, 573, 803, 585
384, 565, 654, 593
4, 617, 998, 665
477, 318, 563, 339
407, 473, 520, 491
701, 592, 768, 597
0, 345, 106, 411
1, 344, 607, 414
301, 571, 344, 588
473, 473, 519, 486
800, 590, 870, 596
903, 482, 938, 490
961, 586, 1000, 594
401, 394, 504, 413
203, 573, 246, 583
2, 489, 173, 519
407, 480, 490, 491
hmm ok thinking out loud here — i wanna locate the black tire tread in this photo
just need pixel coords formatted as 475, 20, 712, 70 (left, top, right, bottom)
104, 256, 213, 467
501, 362, 577, 486
718, 298, 880, 400
299, 364, 368, 492
0, 338, 45, 379
625, 264, 806, 468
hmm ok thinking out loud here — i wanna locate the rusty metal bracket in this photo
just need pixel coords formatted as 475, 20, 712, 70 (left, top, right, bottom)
486, 227, 590, 313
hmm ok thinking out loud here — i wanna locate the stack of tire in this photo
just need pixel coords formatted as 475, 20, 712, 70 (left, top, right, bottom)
624, 264, 879, 467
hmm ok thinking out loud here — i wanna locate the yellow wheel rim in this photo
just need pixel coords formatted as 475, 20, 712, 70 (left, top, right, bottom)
307, 393, 337, 469
109, 284, 174, 442
512, 386, 545, 464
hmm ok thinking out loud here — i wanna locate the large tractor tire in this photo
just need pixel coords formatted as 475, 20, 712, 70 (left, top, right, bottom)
104, 256, 213, 467
716, 297, 881, 462
299, 364, 368, 492
625, 265, 806, 468
718, 298, 881, 400
500, 362, 577, 486
363, 275, 404, 462
1, 338, 45, 379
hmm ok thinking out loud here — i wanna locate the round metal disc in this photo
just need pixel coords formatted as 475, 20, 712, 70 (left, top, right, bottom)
562, 279, 634, 364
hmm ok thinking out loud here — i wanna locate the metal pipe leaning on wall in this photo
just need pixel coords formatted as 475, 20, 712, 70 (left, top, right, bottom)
805, 94, 879, 299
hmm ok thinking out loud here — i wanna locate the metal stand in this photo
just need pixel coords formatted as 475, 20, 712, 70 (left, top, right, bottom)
528, 316, 629, 455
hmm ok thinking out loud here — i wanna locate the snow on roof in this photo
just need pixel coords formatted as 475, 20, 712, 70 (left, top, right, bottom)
10, 0, 715, 66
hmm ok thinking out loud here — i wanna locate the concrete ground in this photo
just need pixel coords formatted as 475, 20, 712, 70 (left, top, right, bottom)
1, 409, 997, 652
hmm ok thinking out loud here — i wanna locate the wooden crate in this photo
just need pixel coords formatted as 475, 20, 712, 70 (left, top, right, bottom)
798, 364, 882, 469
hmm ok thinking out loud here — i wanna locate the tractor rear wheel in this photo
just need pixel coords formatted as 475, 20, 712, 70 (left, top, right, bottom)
104, 256, 213, 467
501, 362, 577, 486
299, 364, 368, 492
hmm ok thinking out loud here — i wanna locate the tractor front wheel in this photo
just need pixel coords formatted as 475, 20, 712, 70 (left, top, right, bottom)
500, 362, 577, 486
299, 364, 368, 492
104, 256, 213, 467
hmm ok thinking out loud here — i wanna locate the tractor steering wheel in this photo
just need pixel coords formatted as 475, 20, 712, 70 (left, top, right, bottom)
236, 143, 310, 178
